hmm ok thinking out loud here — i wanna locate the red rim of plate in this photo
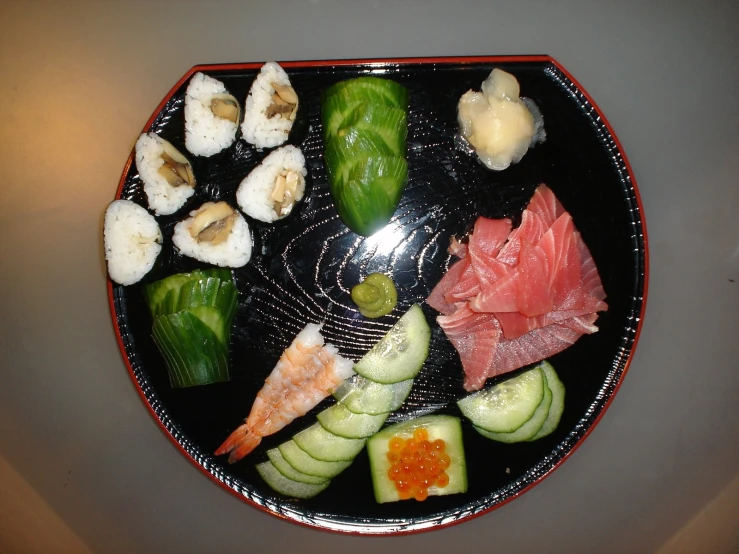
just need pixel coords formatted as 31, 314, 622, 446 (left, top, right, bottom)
107, 55, 649, 536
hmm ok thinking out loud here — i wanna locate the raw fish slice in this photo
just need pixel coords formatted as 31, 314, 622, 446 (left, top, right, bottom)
445, 258, 480, 303
486, 323, 583, 379
537, 213, 583, 309
495, 304, 602, 340
427, 258, 469, 315
437, 304, 501, 392
469, 239, 552, 316
578, 234, 607, 302
561, 313, 600, 335
468, 217, 513, 288
526, 184, 565, 228
496, 209, 548, 266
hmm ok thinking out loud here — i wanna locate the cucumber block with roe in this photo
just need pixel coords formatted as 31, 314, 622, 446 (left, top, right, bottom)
367, 415, 467, 503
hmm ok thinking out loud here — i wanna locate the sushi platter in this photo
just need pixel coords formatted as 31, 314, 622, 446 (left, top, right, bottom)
106, 56, 647, 534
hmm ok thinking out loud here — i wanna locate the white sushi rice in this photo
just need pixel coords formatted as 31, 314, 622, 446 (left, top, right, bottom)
185, 72, 239, 157
135, 133, 196, 215
241, 62, 297, 149
236, 145, 307, 223
172, 203, 252, 268
104, 200, 162, 285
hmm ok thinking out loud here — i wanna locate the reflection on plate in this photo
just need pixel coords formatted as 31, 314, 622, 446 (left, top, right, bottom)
108, 56, 647, 534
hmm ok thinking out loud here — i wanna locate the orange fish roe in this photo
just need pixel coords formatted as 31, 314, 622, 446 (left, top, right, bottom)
386, 427, 450, 501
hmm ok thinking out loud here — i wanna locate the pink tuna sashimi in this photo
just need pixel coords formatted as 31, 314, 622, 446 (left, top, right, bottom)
486, 322, 584, 379
445, 257, 481, 303
468, 217, 513, 288
448, 236, 468, 259
437, 304, 502, 392
427, 257, 469, 315
494, 301, 603, 340
496, 209, 548, 266
526, 183, 566, 228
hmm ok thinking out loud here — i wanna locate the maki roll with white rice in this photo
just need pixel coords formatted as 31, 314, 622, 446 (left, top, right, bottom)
236, 145, 307, 223
172, 201, 252, 268
185, 72, 241, 157
104, 199, 162, 285
241, 62, 299, 149
135, 133, 196, 215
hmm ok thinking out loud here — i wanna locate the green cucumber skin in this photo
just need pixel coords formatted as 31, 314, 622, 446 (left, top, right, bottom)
474, 382, 553, 443
266, 448, 329, 486
529, 362, 566, 441
322, 77, 409, 111
256, 461, 330, 499
145, 269, 233, 317
293, 423, 367, 462
367, 415, 468, 504
151, 311, 229, 388
278, 441, 352, 479
457, 368, 546, 433
316, 402, 388, 439
333, 376, 414, 415
354, 304, 431, 384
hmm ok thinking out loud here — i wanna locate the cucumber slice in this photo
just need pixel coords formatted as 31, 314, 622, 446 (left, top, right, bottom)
151, 311, 229, 387
354, 304, 431, 384
529, 361, 566, 441
184, 306, 231, 346
347, 155, 407, 207
293, 423, 366, 462
278, 440, 352, 479
474, 380, 553, 443
458, 367, 545, 433
256, 461, 330, 499
322, 77, 409, 111
333, 375, 414, 415
266, 448, 329, 486
317, 402, 388, 439
367, 415, 467, 503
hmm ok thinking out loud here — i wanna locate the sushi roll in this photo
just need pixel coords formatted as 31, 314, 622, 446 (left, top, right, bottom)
236, 145, 307, 223
135, 133, 196, 215
172, 201, 252, 268
241, 62, 299, 149
185, 72, 241, 157
104, 199, 162, 285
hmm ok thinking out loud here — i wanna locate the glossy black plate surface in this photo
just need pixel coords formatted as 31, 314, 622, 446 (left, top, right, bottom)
109, 56, 647, 534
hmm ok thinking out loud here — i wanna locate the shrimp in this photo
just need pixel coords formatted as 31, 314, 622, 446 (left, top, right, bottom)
215, 323, 354, 463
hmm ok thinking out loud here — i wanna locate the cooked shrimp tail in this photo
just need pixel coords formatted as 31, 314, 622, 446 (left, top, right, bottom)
214, 323, 355, 463
215, 423, 262, 463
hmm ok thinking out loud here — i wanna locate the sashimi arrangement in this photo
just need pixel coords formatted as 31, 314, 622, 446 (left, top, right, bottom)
428, 184, 607, 391
105, 60, 634, 520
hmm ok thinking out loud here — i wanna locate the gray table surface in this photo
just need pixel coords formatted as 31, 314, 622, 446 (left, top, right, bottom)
1, 1, 737, 553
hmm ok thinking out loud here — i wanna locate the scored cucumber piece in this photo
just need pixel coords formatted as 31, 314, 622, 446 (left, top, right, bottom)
367, 415, 468, 503
317, 402, 388, 439
144, 269, 232, 317
256, 461, 330, 499
324, 128, 395, 186
293, 423, 366, 462
354, 304, 431, 384
326, 104, 407, 155
333, 375, 414, 415
458, 367, 545, 433
322, 77, 409, 111
278, 440, 352, 479
151, 310, 229, 387
474, 380, 553, 443
266, 448, 329, 486
184, 305, 232, 346
529, 361, 566, 441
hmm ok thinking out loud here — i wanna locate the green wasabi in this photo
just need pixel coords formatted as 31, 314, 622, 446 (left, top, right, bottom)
351, 273, 397, 318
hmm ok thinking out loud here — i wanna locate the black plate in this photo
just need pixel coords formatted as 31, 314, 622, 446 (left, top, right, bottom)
109, 56, 647, 534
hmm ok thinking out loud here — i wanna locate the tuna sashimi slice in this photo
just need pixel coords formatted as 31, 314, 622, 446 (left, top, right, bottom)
427, 257, 469, 315
468, 217, 513, 289
486, 322, 583, 379
495, 302, 603, 340
445, 258, 481, 303
496, 209, 548, 266
437, 304, 502, 392
526, 183, 566, 228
